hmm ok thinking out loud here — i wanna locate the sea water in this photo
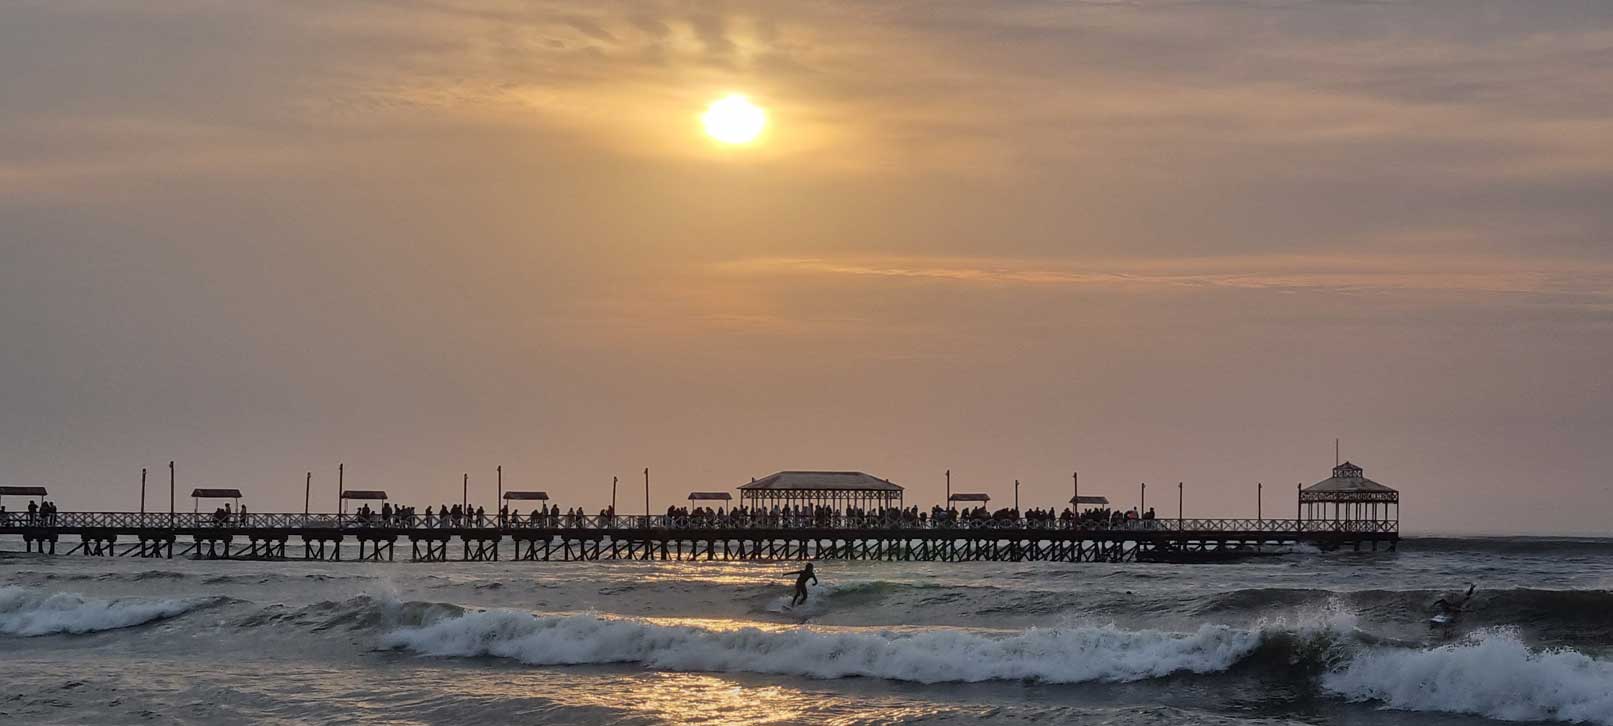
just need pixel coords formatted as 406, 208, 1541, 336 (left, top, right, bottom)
3, 537, 1611, 725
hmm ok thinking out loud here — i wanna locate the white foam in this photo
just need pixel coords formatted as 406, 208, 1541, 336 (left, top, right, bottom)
1323, 628, 1613, 724
0, 585, 203, 637
383, 610, 1263, 683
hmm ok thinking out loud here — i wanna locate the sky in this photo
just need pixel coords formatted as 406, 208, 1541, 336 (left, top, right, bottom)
2, 0, 1611, 535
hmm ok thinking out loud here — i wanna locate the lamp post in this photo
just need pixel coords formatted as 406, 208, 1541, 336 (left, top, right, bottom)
304, 472, 311, 517
611, 476, 618, 520
1178, 481, 1184, 525
1013, 479, 1020, 513
168, 461, 175, 524
644, 468, 650, 520
338, 463, 345, 516
140, 467, 147, 517
1257, 482, 1263, 522
1140, 482, 1146, 513
945, 470, 951, 509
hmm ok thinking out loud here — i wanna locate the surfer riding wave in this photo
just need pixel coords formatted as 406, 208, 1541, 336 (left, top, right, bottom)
785, 563, 818, 607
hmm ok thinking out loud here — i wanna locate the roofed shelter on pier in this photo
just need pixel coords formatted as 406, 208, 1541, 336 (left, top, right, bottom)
1299, 462, 1398, 526
0, 486, 47, 507
191, 488, 242, 513
738, 471, 903, 511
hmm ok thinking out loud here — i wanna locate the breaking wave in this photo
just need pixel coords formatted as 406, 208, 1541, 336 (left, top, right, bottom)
0, 585, 226, 637
381, 607, 1613, 724
1324, 629, 1613, 724
382, 609, 1315, 684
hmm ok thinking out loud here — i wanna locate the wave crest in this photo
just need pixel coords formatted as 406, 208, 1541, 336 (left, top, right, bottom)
0, 585, 223, 637
1324, 628, 1613, 724
384, 610, 1270, 684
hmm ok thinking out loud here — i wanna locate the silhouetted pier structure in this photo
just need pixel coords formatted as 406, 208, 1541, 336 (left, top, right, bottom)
0, 464, 1401, 562
0, 512, 1397, 562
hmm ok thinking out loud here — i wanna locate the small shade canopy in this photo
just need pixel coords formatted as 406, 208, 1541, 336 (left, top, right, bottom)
0, 485, 47, 506
1070, 495, 1110, 506
687, 492, 732, 501
502, 491, 549, 501
191, 488, 243, 499
0, 486, 48, 497
340, 490, 389, 500
948, 493, 991, 503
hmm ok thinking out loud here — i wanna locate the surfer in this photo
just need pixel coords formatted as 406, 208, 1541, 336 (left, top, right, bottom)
1431, 583, 1475, 625
786, 563, 818, 607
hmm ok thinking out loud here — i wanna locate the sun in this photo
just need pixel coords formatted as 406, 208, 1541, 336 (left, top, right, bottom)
702, 94, 766, 144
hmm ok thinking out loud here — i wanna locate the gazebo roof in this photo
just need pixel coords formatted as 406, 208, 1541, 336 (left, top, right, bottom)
1302, 462, 1398, 502
1305, 462, 1396, 493
949, 493, 991, 502
190, 488, 243, 499
687, 491, 732, 501
1070, 495, 1110, 506
739, 471, 903, 492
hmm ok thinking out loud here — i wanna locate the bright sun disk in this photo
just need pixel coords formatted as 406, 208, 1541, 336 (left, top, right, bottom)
702, 95, 766, 144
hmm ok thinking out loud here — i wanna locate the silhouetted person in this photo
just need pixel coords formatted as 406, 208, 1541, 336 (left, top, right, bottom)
1434, 583, 1476, 617
786, 563, 818, 607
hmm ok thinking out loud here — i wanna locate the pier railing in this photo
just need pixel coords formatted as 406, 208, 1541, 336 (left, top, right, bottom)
0, 511, 1396, 535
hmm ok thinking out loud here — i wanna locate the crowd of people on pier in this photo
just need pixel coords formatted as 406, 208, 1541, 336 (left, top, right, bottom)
2, 499, 1172, 531
0, 499, 59, 527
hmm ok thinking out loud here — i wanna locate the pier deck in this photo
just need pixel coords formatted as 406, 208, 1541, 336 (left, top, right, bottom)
0, 512, 1396, 562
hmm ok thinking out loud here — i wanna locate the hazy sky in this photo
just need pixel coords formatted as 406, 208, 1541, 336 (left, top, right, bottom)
3, 1, 1611, 534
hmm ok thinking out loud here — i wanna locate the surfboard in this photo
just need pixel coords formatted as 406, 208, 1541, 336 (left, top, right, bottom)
1429, 612, 1454, 626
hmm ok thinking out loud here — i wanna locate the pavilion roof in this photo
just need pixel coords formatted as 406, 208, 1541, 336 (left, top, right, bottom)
1071, 495, 1110, 505
738, 471, 903, 492
1303, 462, 1397, 494
949, 493, 991, 502
687, 492, 732, 501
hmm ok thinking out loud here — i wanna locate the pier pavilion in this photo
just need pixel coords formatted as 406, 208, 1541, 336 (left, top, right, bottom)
738, 471, 903, 511
1299, 462, 1399, 531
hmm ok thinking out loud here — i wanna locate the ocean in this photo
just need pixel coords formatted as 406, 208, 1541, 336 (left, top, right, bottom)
3, 537, 1611, 725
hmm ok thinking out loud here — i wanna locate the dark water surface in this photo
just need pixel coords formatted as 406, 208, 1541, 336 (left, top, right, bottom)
3, 536, 1611, 725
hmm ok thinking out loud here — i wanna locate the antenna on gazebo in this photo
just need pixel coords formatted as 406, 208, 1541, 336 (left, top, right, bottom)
1335, 438, 1340, 466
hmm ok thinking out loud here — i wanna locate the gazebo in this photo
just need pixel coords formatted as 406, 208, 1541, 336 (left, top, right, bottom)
502, 491, 549, 502
1070, 495, 1109, 508
738, 471, 903, 511
687, 492, 732, 505
1299, 462, 1398, 526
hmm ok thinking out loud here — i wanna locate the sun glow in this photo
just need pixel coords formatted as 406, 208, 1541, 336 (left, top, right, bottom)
702, 95, 766, 144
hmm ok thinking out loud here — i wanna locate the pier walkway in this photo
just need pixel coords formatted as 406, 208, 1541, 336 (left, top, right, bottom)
0, 512, 1396, 562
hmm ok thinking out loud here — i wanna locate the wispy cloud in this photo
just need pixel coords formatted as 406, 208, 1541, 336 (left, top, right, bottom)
718, 255, 1613, 299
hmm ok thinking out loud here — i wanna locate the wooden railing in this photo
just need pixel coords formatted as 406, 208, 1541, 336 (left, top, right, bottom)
0, 511, 1396, 535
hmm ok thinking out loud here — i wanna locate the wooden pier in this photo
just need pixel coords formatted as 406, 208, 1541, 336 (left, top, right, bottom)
0, 512, 1396, 563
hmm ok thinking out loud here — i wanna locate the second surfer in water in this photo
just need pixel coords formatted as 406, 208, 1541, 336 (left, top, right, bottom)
786, 563, 818, 607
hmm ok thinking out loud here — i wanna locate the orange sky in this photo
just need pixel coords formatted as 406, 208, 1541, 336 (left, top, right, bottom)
3, 1, 1611, 534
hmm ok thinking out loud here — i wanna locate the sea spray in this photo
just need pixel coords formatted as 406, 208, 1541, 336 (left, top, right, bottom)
1323, 628, 1613, 725
0, 585, 212, 637
383, 610, 1266, 683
